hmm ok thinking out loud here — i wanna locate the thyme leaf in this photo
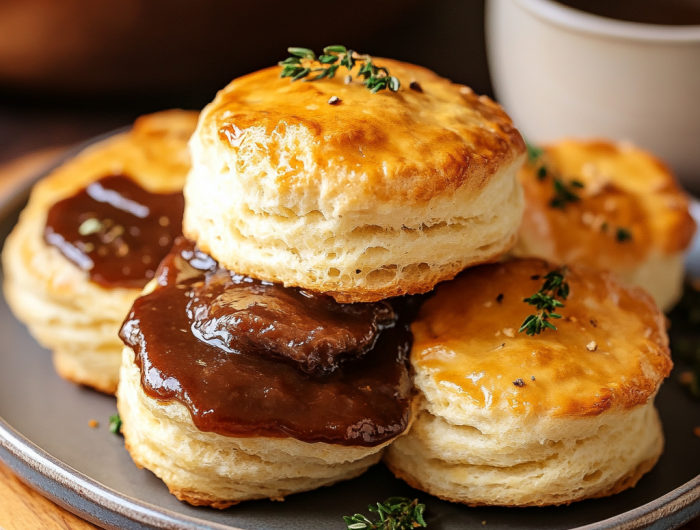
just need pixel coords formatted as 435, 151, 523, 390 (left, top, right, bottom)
109, 413, 122, 434
550, 177, 584, 209
343, 497, 427, 530
526, 140, 544, 164
519, 268, 570, 336
526, 141, 586, 207
279, 45, 400, 93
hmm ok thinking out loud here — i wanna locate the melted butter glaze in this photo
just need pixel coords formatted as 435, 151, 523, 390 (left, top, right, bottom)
211, 60, 524, 205
119, 238, 413, 446
519, 140, 696, 270
412, 259, 672, 418
522, 177, 650, 270
45, 175, 184, 289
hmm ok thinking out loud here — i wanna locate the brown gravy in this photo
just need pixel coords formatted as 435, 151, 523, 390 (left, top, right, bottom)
44, 175, 184, 289
119, 238, 414, 447
555, 0, 700, 25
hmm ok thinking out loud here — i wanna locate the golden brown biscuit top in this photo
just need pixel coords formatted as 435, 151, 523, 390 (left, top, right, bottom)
411, 259, 672, 418
203, 59, 524, 205
519, 140, 696, 270
32, 109, 198, 210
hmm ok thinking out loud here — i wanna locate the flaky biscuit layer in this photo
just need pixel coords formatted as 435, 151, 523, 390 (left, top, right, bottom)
117, 345, 389, 507
385, 400, 662, 506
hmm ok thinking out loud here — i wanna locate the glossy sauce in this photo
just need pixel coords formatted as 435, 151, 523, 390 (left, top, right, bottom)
119, 238, 413, 446
188, 268, 396, 375
556, 0, 700, 25
45, 175, 184, 289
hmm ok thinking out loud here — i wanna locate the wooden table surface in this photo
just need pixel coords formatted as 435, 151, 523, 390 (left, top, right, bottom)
0, 150, 699, 530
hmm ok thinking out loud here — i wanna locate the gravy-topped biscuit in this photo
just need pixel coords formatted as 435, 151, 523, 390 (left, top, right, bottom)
514, 139, 696, 310
385, 258, 672, 506
185, 59, 525, 303
117, 238, 414, 506
2, 110, 198, 393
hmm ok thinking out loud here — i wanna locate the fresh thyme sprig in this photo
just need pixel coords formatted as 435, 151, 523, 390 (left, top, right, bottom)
519, 268, 570, 335
343, 497, 427, 530
279, 46, 400, 93
550, 177, 584, 209
526, 141, 585, 208
526, 140, 544, 165
109, 413, 122, 434
525, 140, 548, 180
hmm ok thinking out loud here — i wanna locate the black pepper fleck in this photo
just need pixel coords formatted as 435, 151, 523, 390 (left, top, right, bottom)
616, 227, 633, 242
531, 375, 536, 381
496, 293, 504, 303
409, 80, 423, 93
590, 318, 598, 328
530, 275, 540, 280
513, 378, 525, 387
328, 96, 342, 105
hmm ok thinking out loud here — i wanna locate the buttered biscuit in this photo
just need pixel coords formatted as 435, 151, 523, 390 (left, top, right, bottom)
514, 139, 696, 311
385, 258, 672, 506
185, 59, 525, 302
2, 110, 198, 393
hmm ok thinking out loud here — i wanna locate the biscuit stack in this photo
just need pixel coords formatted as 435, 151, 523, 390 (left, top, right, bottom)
3, 52, 692, 510
115, 59, 528, 507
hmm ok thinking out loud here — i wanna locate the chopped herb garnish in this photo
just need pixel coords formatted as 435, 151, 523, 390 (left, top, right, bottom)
615, 227, 633, 242
78, 218, 103, 236
526, 141, 587, 208
526, 140, 544, 164
525, 141, 548, 180
280, 45, 400, 93
519, 267, 570, 336
109, 413, 122, 434
550, 178, 584, 209
343, 497, 427, 530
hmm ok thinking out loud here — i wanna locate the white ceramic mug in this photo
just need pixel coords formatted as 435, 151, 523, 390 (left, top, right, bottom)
486, 0, 700, 192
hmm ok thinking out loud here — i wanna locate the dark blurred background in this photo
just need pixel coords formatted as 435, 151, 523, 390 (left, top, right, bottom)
0, 0, 491, 165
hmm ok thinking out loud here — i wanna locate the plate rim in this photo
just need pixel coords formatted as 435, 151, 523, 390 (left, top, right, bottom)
0, 131, 699, 530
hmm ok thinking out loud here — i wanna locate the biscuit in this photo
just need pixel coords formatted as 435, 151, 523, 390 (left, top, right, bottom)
184, 59, 525, 302
115, 237, 413, 506
514, 139, 697, 311
117, 345, 389, 507
385, 258, 672, 506
2, 110, 198, 394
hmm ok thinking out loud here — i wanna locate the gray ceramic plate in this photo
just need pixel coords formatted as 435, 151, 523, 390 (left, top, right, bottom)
1, 138, 700, 530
